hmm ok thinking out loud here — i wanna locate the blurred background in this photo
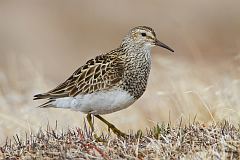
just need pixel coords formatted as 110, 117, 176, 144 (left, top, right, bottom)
0, 0, 240, 142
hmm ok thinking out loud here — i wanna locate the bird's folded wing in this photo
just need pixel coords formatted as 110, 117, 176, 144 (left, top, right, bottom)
34, 52, 125, 100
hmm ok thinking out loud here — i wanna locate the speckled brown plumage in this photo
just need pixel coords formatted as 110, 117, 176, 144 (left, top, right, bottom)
36, 50, 125, 98
33, 26, 174, 137
34, 26, 174, 108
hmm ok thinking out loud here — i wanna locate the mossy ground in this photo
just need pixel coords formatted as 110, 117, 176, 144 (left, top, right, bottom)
1, 121, 239, 159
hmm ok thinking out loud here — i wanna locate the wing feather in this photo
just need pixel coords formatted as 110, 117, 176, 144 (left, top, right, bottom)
33, 50, 125, 100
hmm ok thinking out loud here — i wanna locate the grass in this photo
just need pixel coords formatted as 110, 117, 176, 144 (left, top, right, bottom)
0, 54, 239, 159
1, 120, 240, 159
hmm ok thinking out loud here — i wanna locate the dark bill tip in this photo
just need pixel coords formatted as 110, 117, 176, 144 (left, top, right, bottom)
155, 39, 174, 52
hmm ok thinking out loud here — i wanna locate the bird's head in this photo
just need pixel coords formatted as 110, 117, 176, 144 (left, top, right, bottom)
122, 26, 174, 52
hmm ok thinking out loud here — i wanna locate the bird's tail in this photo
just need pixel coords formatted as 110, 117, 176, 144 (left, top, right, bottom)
33, 93, 55, 108
33, 93, 50, 100
37, 100, 55, 108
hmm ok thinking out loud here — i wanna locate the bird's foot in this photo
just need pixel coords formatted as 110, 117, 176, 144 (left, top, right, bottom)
93, 133, 106, 142
94, 115, 127, 138
107, 123, 127, 138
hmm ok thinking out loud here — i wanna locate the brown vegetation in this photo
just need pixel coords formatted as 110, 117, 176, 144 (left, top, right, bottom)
1, 121, 240, 159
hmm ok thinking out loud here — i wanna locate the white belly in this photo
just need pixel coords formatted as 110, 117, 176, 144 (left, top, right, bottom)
52, 89, 135, 115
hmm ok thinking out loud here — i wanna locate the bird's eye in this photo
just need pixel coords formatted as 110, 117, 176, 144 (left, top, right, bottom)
141, 33, 147, 37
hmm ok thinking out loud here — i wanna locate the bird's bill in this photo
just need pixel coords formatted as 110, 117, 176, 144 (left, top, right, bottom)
154, 39, 174, 52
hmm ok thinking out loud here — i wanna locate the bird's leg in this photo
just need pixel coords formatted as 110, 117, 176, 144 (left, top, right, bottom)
86, 113, 104, 141
86, 113, 94, 131
94, 115, 127, 138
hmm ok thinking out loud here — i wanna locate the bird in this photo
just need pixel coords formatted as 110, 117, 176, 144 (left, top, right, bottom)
33, 26, 174, 137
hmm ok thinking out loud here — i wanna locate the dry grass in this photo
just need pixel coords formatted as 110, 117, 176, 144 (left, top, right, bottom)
0, 57, 239, 159
1, 121, 240, 159
0, 54, 239, 139
0, 53, 239, 159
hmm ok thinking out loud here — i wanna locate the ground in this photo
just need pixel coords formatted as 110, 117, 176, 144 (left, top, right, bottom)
1, 121, 240, 159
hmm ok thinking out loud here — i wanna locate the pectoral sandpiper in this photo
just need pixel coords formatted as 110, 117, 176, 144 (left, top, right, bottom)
34, 26, 174, 137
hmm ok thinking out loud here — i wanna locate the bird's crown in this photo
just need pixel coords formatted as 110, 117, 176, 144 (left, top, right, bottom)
127, 26, 156, 46
122, 26, 174, 52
